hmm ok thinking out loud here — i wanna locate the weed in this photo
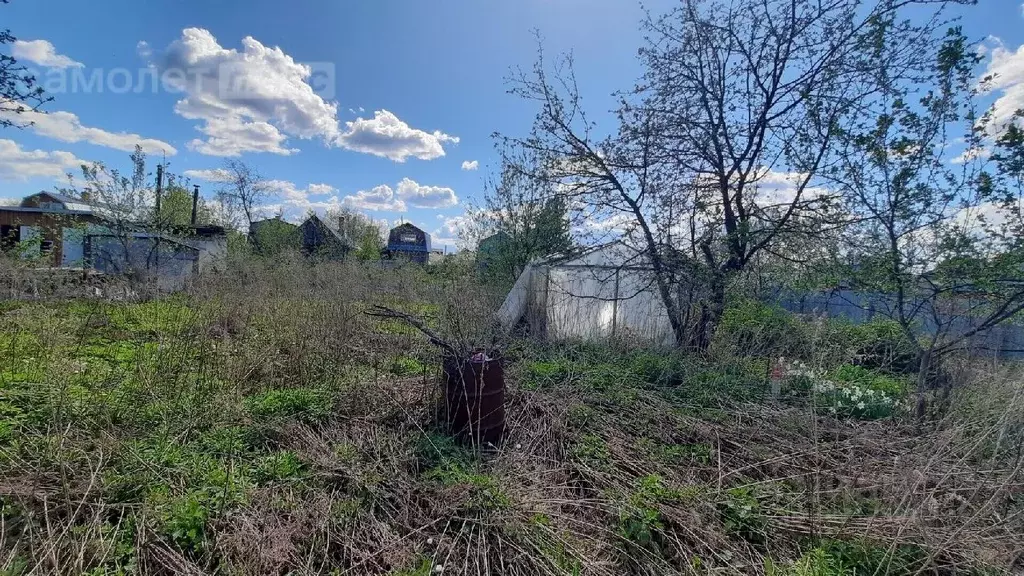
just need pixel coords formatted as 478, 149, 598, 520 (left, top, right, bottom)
253, 450, 305, 483
389, 355, 428, 376
244, 387, 333, 423
571, 433, 611, 469
719, 486, 766, 543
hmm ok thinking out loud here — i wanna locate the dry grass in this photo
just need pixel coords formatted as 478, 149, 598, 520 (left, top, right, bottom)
0, 255, 1020, 575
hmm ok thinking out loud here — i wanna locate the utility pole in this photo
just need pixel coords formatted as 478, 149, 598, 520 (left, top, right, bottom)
154, 164, 164, 225
191, 185, 200, 226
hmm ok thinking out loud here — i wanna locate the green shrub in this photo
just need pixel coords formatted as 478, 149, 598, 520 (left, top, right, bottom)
158, 492, 209, 555
389, 356, 427, 376
715, 300, 809, 359
629, 351, 685, 386
781, 364, 907, 420
823, 319, 919, 374
673, 358, 768, 407
617, 475, 684, 550
830, 364, 908, 397
522, 358, 573, 389
572, 433, 612, 469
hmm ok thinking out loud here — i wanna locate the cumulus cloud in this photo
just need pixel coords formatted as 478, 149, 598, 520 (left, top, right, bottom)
336, 110, 459, 162
461, 160, 479, 171
183, 168, 232, 182
183, 115, 298, 157
149, 27, 339, 156
980, 39, 1024, 132
747, 168, 830, 206
341, 185, 407, 212
0, 139, 88, 181
12, 39, 83, 69
260, 179, 346, 215
0, 102, 176, 156
395, 177, 458, 208
307, 183, 336, 195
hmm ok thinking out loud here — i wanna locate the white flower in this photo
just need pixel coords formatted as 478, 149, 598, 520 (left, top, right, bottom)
857, 402, 866, 410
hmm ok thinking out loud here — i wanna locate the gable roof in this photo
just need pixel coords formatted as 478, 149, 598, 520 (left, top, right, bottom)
301, 213, 352, 247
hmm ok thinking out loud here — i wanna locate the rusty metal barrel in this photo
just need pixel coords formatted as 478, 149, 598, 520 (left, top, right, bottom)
443, 353, 505, 446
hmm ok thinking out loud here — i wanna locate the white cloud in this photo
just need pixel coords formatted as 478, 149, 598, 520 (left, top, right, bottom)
183, 168, 232, 182
430, 213, 478, 250
0, 102, 176, 156
0, 139, 88, 181
749, 168, 830, 206
336, 110, 459, 162
183, 115, 298, 157
980, 39, 1024, 131
261, 179, 346, 216
150, 27, 339, 156
461, 160, 479, 171
395, 177, 458, 208
307, 183, 336, 195
950, 146, 992, 165
12, 39, 83, 69
341, 185, 407, 212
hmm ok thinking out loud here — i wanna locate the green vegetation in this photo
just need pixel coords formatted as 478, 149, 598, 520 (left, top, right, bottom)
0, 261, 1018, 575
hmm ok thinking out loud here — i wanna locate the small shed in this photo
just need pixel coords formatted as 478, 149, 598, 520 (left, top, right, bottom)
386, 223, 431, 264
497, 243, 676, 345
88, 232, 201, 292
0, 191, 104, 267
300, 214, 351, 259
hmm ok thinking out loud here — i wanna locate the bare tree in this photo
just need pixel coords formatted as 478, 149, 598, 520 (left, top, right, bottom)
61, 146, 154, 276
217, 159, 269, 228
501, 0, 958, 350
0, 0, 51, 129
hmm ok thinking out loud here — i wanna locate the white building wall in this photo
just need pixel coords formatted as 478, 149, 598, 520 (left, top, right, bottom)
614, 270, 675, 345
546, 266, 618, 340
497, 244, 681, 345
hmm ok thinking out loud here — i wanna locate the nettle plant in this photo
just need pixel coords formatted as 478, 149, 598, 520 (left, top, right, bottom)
782, 360, 910, 420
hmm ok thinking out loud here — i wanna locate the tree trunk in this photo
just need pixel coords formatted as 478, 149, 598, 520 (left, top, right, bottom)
692, 270, 727, 353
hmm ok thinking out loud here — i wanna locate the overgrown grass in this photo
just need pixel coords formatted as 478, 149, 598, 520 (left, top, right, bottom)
0, 260, 1019, 575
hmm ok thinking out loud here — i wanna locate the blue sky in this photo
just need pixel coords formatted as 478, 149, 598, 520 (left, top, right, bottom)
1, 0, 1023, 250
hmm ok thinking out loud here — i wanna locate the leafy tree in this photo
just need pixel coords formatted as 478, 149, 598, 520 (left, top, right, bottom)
832, 27, 1024, 410
250, 217, 300, 256
157, 175, 214, 227
328, 208, 384, 261
0, 0, 51, 129
476, 157, 572, 287
60, 146, 152, 275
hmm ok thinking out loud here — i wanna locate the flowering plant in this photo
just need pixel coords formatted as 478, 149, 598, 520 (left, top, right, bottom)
779, 359, 909, 420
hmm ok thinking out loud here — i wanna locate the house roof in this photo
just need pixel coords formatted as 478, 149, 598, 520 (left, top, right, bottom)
24, 191, 103, 213
302, 213, 353, 247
